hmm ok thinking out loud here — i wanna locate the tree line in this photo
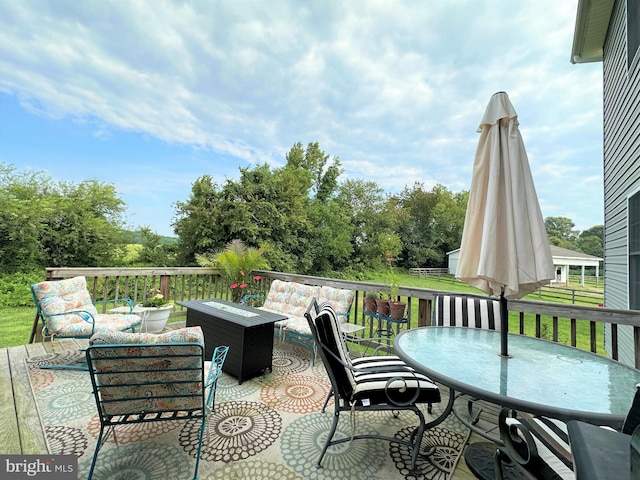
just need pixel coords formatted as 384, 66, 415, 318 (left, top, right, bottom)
0, 142, 604, 278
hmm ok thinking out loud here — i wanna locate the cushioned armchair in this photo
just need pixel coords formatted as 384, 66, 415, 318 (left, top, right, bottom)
86, 327, 228, 480
31, 276, 141, 340
305, 298, 446, 473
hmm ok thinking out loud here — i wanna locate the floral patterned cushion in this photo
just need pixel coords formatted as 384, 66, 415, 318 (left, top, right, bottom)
31, 276, 140, 337
88, 327, 205, 416
89, 326, 204, 345
262, 280, 318, 327
260, 281, 354, 339
284, 317, 313, 336
319, 285, 355, 317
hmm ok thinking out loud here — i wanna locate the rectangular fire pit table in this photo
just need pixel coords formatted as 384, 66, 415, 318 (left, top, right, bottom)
179, 298, 287, 384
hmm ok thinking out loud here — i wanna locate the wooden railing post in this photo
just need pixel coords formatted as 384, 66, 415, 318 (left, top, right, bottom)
418, 298, 430, 327
160, 274, 171, 301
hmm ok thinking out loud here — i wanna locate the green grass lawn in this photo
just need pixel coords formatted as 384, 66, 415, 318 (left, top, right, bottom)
0, 307, 37, 348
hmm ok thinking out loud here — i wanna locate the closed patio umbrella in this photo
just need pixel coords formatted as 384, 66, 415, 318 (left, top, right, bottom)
456, 91, 555, 357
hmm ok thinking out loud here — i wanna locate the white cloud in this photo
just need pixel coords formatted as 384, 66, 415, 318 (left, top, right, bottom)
0, 0, 603, 235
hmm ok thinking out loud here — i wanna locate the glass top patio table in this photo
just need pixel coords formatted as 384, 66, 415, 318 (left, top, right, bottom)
394, 326, 640, 428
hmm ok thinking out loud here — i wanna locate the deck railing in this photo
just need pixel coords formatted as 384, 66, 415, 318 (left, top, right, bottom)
34, 267, 640, 368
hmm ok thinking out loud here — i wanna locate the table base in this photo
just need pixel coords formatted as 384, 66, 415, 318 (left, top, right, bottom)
465, 442, 564, 480
464, 443, 529, 480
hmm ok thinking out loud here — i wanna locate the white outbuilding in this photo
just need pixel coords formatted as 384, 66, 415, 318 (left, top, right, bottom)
446, 245, 602, 287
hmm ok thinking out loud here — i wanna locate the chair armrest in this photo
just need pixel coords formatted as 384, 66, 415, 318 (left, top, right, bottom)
42, 309, 96, 323
94, 298, 135, 312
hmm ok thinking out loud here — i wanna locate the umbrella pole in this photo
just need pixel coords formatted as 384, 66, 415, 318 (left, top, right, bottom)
500, 289, 509, 357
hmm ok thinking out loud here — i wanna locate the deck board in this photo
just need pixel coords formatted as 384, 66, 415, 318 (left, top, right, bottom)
8, 344, 50, 454
0, 348, 21, 454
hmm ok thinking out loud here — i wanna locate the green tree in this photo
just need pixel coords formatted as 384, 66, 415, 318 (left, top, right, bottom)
545, 217, 579, 244
580, 225, 603, 241
173, 142, 350, 275
285, 141, 342, 202
0, 164, 128, 271
134, 227, 177, 266
394, 183, 466, 268
0, 165, 47, 271
576, 224, 604, 258
172, 175, 226, 264
576, 235, 604, 258
40, 180, 128, 267
336, 179, 396, 271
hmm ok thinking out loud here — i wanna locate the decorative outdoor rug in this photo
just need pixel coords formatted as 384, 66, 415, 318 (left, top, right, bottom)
26, 340, 470, 480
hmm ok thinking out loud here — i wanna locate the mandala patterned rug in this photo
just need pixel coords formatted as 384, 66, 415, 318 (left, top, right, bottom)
26, 341, 470, 480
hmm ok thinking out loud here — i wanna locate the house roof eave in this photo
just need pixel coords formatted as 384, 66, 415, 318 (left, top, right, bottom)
571, 0, 615, 64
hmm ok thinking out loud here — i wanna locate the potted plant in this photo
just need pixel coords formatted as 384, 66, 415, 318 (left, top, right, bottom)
196, 239, 270, 303
386, 256, 406, 320
136, 288, 174, 333
388, 298, 406, 320
375, 292, 390, 317
364, 291, 378, 314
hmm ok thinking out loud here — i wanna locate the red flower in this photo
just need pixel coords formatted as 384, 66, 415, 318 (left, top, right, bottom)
239, 282, 248, 288
254, 275, 261, 281
230, 283, 239, 289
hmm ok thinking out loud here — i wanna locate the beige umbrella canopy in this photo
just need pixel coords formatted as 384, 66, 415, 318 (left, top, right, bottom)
456, 92, 555, 355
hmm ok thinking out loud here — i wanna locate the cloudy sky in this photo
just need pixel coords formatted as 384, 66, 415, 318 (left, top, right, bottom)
0, 0, 603, 237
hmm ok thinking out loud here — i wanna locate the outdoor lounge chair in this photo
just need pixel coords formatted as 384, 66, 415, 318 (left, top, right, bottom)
31, 276, 142, 369
304, 298, 445, 472
85, 327, 228, 480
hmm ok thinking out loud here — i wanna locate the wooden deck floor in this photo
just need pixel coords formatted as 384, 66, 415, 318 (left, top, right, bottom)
1, 323, 484, 479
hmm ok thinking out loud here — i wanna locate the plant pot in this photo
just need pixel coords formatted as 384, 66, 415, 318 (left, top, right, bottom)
135, 305, 172, 333
375, 298, 390, 317
389, 301, 406, 320
364, 297, 377, 314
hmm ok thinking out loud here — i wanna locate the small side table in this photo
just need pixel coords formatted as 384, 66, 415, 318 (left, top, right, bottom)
340, 322, 365, 341
364, 311, 408, 339
108, 305, 168, 333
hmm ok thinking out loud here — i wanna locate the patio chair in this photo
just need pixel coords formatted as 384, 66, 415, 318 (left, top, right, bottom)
566, 384, 640, 480
304, 298, 444, 472
31, 276, 141, 369
85, 327, 228, 480
432, 292, 501, 330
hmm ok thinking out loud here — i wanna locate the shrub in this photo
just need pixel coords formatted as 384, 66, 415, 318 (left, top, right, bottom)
0, 270, 44, 307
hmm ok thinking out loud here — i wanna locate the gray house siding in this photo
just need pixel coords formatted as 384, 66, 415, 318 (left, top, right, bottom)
602, 0, 640, 365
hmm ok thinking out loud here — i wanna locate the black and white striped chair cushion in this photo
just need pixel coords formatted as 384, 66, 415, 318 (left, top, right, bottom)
313, 302, 440, 406
433, 294, 501, 330
516, 413, 574, 479
351, 356, 440, 405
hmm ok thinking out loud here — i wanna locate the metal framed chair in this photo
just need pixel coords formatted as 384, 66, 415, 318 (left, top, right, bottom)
205, 345, 229, 413
85, 327, 228, 480
31, 276, 141, 369
567, 384, 640, 480
304, 298, 448, 473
